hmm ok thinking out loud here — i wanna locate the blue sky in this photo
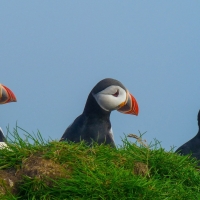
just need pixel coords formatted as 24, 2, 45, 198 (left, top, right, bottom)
1, 1, 200, 150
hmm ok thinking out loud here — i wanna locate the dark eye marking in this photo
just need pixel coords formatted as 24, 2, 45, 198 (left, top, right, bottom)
112, 89, 119, 97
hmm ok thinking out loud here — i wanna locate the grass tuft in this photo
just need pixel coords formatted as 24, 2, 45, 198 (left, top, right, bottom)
0, 126, 199, 199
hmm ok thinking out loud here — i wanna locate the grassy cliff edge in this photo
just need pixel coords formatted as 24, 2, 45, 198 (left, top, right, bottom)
0, 126, 200, 199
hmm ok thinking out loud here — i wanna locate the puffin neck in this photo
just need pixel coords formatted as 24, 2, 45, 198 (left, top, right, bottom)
83, 92, 111, 118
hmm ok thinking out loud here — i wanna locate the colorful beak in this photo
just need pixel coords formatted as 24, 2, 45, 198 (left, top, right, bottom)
117, 91, 139, 115
0, 84, 17, 104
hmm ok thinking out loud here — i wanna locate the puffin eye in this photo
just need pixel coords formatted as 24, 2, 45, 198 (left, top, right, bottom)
112, 89, 119, 97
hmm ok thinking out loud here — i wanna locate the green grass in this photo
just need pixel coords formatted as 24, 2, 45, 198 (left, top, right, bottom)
0, 126, 200, 199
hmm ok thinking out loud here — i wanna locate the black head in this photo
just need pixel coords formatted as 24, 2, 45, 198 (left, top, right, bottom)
83, 78, 139, 116
92, 78, 126, 94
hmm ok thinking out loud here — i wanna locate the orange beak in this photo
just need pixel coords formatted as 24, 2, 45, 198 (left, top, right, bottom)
117, 91, 139, 116
0, 84, 17, 104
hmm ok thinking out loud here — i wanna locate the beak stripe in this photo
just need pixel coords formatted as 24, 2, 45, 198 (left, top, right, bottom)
117, 90, 139, 116
0, 84, 17, 104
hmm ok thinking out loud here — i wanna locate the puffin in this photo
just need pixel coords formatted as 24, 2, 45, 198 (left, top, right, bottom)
176, 110, 200, 164
0, 83, 17, 146
60, 78, 139, 147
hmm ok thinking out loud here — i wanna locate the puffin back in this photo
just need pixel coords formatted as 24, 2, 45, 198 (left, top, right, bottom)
198, 110, 200, 128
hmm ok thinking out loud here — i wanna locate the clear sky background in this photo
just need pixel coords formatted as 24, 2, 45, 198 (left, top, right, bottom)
1, 1, 200, 151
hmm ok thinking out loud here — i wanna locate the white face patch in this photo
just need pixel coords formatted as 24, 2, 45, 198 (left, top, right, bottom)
92, 85, 127, 111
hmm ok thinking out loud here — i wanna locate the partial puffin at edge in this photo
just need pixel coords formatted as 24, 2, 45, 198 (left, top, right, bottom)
175, 110, 200, 164
60, 78, 139, 147
0, 83, 17, 146
0, 84, 17, 104
0, 128, 7, 148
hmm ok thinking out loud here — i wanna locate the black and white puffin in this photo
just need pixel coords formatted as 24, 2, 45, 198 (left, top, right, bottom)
0, 83, 17, 147
176, 110, 200, 163
60, 78, 139, 147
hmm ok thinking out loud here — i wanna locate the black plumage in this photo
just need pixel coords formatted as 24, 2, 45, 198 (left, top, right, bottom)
0, 128, 6, 142
176, 110, 200, 162
60, 78, 139, 147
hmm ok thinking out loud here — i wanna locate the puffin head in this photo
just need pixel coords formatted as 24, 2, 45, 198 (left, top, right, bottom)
0, 84, 17, 104
91, 78, 139, 115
